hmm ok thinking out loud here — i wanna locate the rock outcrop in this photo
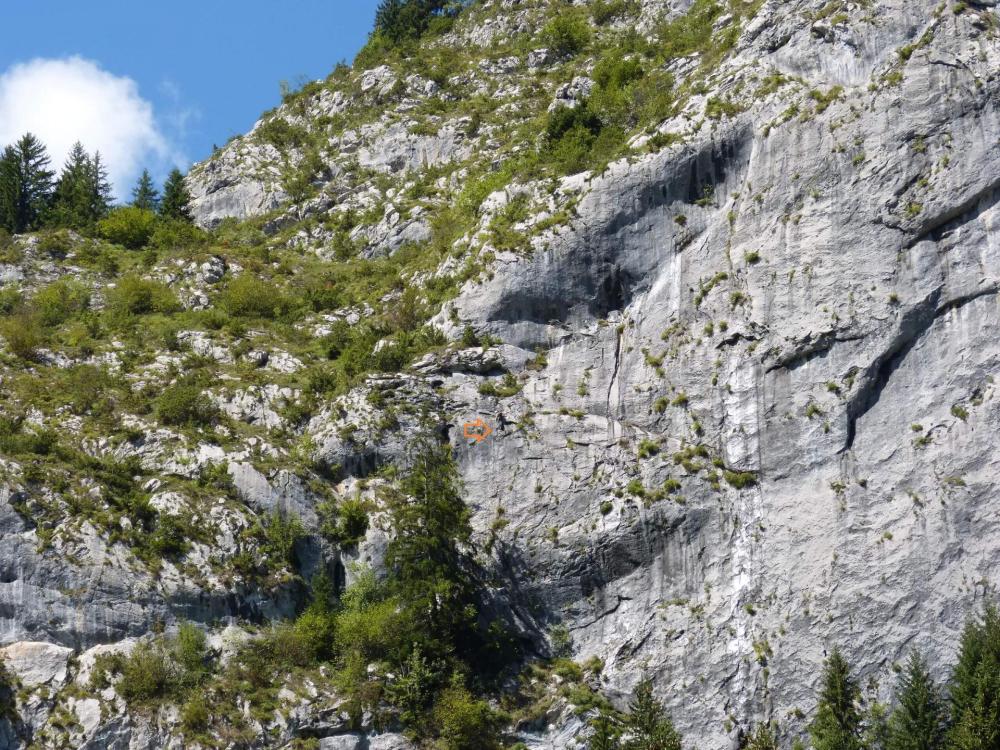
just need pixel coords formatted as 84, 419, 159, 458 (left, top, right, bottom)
4, 0, 1000, 747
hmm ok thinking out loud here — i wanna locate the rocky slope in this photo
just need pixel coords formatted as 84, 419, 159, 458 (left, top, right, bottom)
3, 0, 1000, 748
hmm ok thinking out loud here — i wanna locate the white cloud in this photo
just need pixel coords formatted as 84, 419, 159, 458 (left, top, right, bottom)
0, 56, 183, 200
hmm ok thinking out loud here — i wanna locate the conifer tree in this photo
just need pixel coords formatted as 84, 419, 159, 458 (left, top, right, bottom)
809, 648, 863, 750
374, 0, 461, 44
131, 168, 159, 211
625, 679, 682, 750
886, 652, 947, 750
49, 142, 110, 228
160, 168, 192, 222
744, 724, 779, 750
949, 606, 1000, 750
387, 438, 476, 658
590, 713, 620, 750
0, 133, 54, 232
88, 152, 113, 219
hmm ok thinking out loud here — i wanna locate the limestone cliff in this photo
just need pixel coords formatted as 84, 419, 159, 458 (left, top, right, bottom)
3, 0, 1000, 748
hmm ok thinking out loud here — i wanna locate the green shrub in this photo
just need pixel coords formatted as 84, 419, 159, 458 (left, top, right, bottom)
180, 691, 210, 733
36, 230, 73, 258
219, 275, 290, 319
433, 682, 505, 750
0, 288, 20, 315
97, 207, 159, 249
116, 642, 176, 704
333, 572, 410, 663
0, 313, 43, 360
32, 279, 90, 327
319, 496, 370, 547
541, 11, 592, 56
0, 660, 13, 719
723, 470, 757, 489
638, 439, 660, 459
149, 218, 210, 252
285, 609, 337, 664
148, 513, 190, 558
593, 55, 645, 93
255, 117, 309, 151
174, 622, 208, 681
156, 382, 217, 427
107, 276, 180, 316
592, 0, 632, 24
261, 510, 306, 567
372, 0, 463, 45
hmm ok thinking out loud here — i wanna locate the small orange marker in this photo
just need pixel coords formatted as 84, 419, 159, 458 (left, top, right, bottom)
463, 419, 493, 444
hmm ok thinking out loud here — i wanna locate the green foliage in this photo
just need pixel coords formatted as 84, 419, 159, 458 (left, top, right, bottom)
541, 10, 592, 56
625, 679, 683, 750
591, 0, 634, 24
116, 642, 177, 704
478, 372, 522, 398
32, 279, 90, 327
131, 168, 160, 211
373, 0, 464, 45
256, 117, 310, 151
887, 652, 947, 750
180, 691, 210, 733
260, 510, 306, 567
0, 657, 15, 719
155, 381, 218, 427
318, 495, 370, 546
0, 132, 55, 233
387, 439, 475, 653
723, 470, 757, 489
949, 605, 1000, 750
744, 724, 779, 750
160, 168, 193, 222
48, 142, 112, 229
220, 275, 292, 319
174, 623, 209, 685
386, 647, 449, 734
590, 713, 621, 750
111, 625, 211, 708
97, 206, 159, 249
432, 680, 506, 750
543, 42, 675, 176
149, 217, 209, 252
809, 648, 863, 750
654, 0, 727, 60
106, 276, 180, 316
706, 96, 742, 120
0, 312, 43, 360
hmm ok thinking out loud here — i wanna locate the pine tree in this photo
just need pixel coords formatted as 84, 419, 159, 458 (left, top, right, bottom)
809, 648, 863, 750
744, 724, 779, 750
886, 652, 947, 750
625, 679, 682, 750
0, 133, 54, 232
591, 713, 620, 750
160, 168, 192, 222
50, 142, 91, 227
865, 699, 891, 750
949, 606, 1000, 750
49, 142, 110, 228
87, 152, 113, 220
131, 168, 159, 211
374, 0, 461, 44
387, 438, 476, 657
50, 144, 112, 228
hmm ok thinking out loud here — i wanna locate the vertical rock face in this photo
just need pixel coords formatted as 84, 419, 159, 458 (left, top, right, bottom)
413, 1, 1000, 745
7, 0, 1000, 747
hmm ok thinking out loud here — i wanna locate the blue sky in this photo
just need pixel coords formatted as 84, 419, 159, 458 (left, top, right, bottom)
0, 0, 381, 197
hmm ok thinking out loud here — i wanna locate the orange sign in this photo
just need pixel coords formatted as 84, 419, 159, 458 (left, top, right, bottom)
463, 419, 493, 444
